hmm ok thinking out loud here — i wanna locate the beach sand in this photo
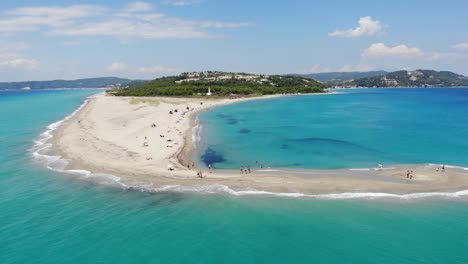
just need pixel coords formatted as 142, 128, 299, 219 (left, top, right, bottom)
52, 93, 468, 195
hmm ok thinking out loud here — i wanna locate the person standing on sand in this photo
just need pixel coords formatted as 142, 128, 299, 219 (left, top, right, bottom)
208, 164, 212, 173
442, 164, 445, 172
240, 167, 244, 174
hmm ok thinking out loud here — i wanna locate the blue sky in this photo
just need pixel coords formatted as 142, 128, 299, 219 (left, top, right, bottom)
1, 0, 467, 81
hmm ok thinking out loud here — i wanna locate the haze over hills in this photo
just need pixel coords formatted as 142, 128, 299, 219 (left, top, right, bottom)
2, 70, 468, 91
344, 70, 468, 88
0, 77, 131, 90
293, 71, 387, 82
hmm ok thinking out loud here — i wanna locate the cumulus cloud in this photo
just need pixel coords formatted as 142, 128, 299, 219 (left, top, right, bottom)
363, 43, 423, 58
329, 16, 382, 38
452, 43, 468, 50
107, 62, 128, 72
124, 1, 153, 12
137, 65, 181, 74
0, 3, 250, 40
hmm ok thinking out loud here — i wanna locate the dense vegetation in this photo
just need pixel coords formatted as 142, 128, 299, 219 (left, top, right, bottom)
112, 73, 324, 97
0, 77, 131, 90
350, 70, 468, 87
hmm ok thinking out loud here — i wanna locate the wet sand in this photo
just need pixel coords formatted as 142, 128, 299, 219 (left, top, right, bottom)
51, 93, 468, 195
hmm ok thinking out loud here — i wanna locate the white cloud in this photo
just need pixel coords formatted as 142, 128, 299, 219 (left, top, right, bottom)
0, 5, 107, 33
124, 2, 154, 12
137, 65, 180, 74
162, 0, 203, 6
309, 64, 330, 73
50, 19, 210, 39
0, 57, 39, 69
363, 43, 423, 58
0, 3, 250, 40
329, 16, 382, 38
107, 62, 128, 72
452, 43, 468, 50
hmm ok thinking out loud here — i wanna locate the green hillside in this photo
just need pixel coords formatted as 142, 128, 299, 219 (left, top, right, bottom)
112, 71, 324, 96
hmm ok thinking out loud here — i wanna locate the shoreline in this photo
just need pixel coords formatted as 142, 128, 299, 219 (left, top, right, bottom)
38, 92, 468, 197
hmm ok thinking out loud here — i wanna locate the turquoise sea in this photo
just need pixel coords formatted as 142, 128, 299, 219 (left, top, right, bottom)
199, 88, 468, 169
2, 88, 468, 263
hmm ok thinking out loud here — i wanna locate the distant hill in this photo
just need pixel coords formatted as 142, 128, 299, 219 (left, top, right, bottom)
112, 71, 324, 96
0, 77, 131, 90
292, 71, 387, 82
349, 70, 468, 88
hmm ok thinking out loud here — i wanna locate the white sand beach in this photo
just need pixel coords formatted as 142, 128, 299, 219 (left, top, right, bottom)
52, 93, 468, 195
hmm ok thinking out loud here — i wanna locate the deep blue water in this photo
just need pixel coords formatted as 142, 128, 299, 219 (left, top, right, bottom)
2, 89, 468, 263
199, 88, 468, 169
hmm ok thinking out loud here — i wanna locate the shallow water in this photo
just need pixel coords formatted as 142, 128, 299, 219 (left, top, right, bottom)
3, 89, 468, 263
199, 88, 468, 169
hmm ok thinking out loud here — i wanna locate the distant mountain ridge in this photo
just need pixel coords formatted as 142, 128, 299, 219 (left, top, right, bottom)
292, 71, 387, 82
0, 77, 131, 90
349, 70, 468, 88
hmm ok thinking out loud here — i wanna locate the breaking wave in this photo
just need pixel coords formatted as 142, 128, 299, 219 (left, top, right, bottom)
30, 96, 468, 201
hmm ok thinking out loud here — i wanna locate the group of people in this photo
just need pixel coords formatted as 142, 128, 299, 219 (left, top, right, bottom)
406, 170, 414, 180
436, 164, 445, 172
187, 162, 207, 179
187, 161, 196, 170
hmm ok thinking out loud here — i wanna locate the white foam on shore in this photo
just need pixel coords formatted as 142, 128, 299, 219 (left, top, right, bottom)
30, 95, 468, 201
126, 183, 468, 201
29, 96, 124, 188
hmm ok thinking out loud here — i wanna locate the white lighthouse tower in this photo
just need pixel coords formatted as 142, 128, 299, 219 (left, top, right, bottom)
206, 87, 212, 96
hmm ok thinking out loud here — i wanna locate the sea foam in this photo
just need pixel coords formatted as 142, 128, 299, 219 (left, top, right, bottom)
31, 96, 468, 201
